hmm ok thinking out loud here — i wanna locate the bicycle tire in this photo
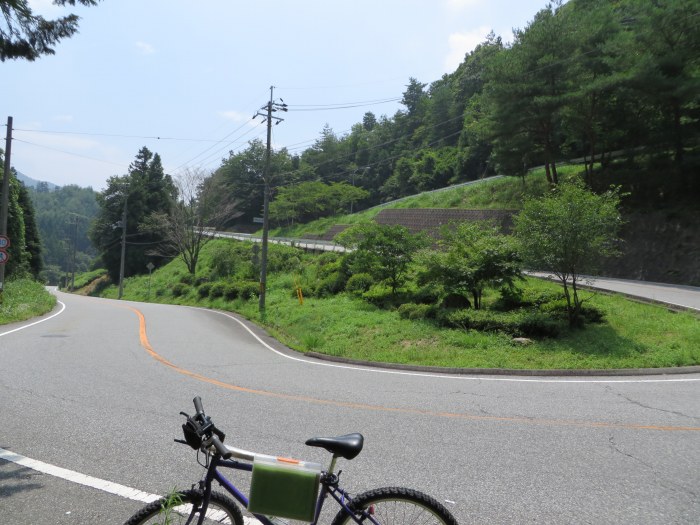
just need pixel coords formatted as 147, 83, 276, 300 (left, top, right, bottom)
330, 486, 459, 525
124, 488, 244, 525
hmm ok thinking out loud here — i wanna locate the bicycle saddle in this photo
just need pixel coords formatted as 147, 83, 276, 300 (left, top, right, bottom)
305, 433, 364, 460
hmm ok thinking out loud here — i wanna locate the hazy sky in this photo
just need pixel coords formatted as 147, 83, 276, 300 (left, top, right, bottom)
2, 0, 552, 190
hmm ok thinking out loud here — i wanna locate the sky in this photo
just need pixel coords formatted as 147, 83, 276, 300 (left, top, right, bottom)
2, 0, 552, 190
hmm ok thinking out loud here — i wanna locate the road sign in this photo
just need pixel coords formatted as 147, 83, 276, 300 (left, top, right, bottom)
146, 262, 155, 271
0, 250, 8, 264
253, 217, 264, 224
0, 235, 9, 249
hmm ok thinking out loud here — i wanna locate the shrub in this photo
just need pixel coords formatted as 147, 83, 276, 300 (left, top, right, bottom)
195, 276, 210, 287
398, 303, 435, 320
345, 273, 374, 294
209, 282, 226, 298
517, 312, 561, 338
314, 272, 345, 297
237, 281, 259, 300
223, 283, 238, 300
438, 308, 560, 338
197, 283, 212, 298
171, 283, 187, 297
362, 284, 395, 307
179, 273, 195, 285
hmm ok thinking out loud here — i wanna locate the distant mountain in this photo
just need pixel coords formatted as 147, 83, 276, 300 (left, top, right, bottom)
16, 171, 61, 190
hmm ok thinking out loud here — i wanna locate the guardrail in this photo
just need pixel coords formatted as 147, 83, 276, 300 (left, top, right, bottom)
211, 231, 347, 252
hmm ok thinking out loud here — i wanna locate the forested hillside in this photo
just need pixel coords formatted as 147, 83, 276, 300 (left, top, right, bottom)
203, 0, 697, 230
27, 183, 99, 284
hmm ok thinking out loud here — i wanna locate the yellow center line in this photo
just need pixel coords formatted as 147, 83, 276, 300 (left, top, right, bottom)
129, 307, 700, 433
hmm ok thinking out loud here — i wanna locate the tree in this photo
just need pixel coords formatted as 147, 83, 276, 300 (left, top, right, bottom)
211, 139, 293, 225
514, 181, 623, 326
1, 0, 100, 61
90, 147, 175, 282
17, 179, 42, 277
417, 222, 521, 309
140, 168, 236, 276
482, 3, 575, 184
336, 223, 428, 294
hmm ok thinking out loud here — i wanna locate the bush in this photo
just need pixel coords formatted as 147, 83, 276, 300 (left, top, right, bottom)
171, 283, 187, 297
209, 282, 226, 298
237, 281, 259, 300
362, 284, 395, 308
179, 273, 195, 285
398, 303, 435, 320
345, 273, 374, 294
438, 308, 561, 338
223, 283, 238, 300
195, 276, 210, 286
517, 311, 561, 338
314, 272, 345, 297
197, 283, 212, 298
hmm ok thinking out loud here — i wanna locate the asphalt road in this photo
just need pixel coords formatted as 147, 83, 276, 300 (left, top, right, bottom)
0, 290, 698, 524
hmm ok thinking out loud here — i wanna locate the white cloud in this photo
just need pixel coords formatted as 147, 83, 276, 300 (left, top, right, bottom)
135, 41, 156, 55
444, 26, 491, 72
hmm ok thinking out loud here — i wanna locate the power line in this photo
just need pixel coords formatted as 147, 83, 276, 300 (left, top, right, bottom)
12, 138, 128, 169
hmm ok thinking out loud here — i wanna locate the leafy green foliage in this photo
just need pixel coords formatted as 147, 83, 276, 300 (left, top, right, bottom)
336, 223, 428, 294
515, 181, 623, 325
417, 222, 522, 309
27, 183, 99, 283
90, 147, 176, 282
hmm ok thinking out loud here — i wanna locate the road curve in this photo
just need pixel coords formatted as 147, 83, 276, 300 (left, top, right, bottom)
0, 290, 698, 524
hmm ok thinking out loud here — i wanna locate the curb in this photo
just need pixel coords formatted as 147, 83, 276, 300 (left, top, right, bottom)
304, 351, 700, 377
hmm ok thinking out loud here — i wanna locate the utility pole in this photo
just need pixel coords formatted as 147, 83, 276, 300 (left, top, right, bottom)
0, 116, 13, 298
118, 192, 128, 299
254, 86, 287, 314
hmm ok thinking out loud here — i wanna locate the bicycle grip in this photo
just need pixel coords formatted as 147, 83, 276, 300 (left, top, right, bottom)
211, 435, 232, 459
193, 396, 204, 416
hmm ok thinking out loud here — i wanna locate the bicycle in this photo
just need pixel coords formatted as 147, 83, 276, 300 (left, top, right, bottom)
124, 396, 459, 525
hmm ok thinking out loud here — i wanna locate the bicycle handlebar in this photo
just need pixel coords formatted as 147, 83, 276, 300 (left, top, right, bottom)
175, 396, 232, 459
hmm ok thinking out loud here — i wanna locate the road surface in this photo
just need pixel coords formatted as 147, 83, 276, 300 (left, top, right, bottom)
0, 290, 698, 524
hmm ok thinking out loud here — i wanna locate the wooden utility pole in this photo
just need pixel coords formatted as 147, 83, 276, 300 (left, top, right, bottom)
0, 116, 13, 297
255, 87, 286, 314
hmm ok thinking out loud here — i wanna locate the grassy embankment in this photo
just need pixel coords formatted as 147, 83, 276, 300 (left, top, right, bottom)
0, 278, 56, 325
86, 168, 699, 370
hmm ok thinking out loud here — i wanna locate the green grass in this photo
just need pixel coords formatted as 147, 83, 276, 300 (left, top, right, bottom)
90, 240, 700, 370
268, 167, 578, 239
71, 268, 108, 290
0, 278, 57, 325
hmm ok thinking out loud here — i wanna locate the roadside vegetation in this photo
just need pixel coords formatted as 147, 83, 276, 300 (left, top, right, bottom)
0, 279, 56, 325
82, 235, 699, 370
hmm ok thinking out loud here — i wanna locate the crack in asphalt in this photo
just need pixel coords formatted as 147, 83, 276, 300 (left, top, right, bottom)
605, 386, 699, 421
607, 434, 699, 501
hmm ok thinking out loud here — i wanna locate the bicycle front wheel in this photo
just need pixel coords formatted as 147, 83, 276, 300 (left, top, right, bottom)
124, 489, 244, 525
331, 487, 459, 525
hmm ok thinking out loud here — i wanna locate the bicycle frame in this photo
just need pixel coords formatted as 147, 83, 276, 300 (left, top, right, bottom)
195, 451, 377, 525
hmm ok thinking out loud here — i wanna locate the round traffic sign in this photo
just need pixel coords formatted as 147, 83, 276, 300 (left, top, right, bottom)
0, 235, 9, 249
0, 249, 8, 264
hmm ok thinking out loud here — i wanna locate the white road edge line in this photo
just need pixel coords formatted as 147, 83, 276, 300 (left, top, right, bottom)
0, 447, 260, 524
0, 300, 66, 337
198, 308, 700, 384
0, 446, 160, 504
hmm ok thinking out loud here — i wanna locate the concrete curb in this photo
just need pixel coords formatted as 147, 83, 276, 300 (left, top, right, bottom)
304, 351, 700, 377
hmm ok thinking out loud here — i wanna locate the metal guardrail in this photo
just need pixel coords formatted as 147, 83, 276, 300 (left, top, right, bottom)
212, 231, 347, 252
